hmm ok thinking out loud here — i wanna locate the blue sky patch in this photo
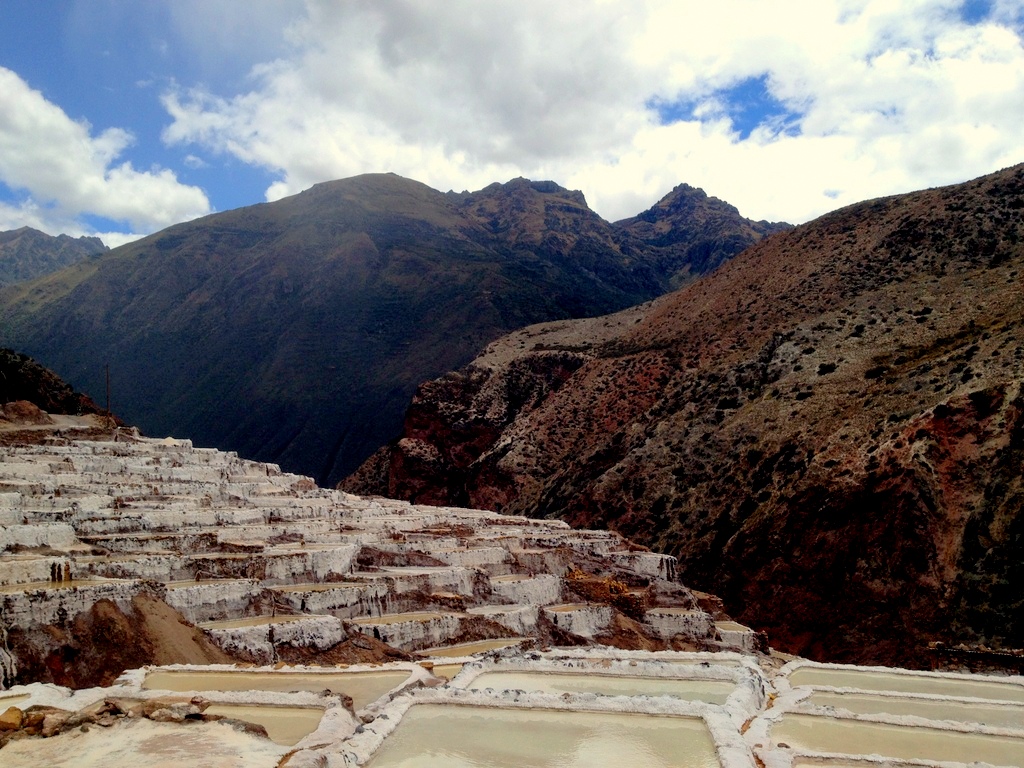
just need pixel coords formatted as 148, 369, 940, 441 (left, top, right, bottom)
650, 74, 802, 140
959, 0, 993, 24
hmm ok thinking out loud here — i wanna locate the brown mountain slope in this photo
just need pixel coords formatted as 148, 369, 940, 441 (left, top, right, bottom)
345, 163, 1024, 667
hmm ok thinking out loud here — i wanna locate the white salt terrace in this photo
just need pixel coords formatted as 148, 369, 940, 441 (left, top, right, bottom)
1, 433, 1023, 767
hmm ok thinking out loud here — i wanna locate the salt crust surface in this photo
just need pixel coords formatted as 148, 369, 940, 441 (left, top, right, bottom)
2, 438, 1023, 766
0, 717, 289, 767
4, 649, 1024, 767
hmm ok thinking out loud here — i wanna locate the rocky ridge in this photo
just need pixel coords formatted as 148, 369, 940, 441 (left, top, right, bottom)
0, 174, 784, 486
345, 163, 1024, 667
0, 227, 107, 286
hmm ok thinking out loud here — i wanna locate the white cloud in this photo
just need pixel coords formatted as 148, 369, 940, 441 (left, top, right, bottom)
0, 66, 211, 237
160, 0, 1024, 224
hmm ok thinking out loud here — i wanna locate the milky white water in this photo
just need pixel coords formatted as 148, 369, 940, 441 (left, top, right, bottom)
143, 669, 410, 710
788, 666, 1024, 702
364, 705, 720, 768
468, 671, 735, 704
773, 712, 1024, 766
203, 704, 324, 746
809, 690, 1024, 729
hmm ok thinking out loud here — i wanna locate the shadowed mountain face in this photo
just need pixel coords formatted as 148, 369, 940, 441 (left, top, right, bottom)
346, 164, 1024, 667
0, 227, 107, 286
0, 174, 781, 485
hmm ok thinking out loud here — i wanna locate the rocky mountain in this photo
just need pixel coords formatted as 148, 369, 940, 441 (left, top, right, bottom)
0, 173, 782, 486
0, 227, 107, 286
617, 183, 789, 287
345, 163, 1024, 668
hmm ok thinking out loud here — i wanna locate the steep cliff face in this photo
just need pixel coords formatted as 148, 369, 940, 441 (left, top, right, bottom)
345, 164, 1024, 667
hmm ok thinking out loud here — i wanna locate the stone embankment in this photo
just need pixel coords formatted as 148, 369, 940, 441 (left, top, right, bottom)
0, 429, 752, 687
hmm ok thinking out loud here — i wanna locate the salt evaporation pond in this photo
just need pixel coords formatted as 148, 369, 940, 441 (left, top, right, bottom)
143, 669, 410, 710
353, 611, 444, 625
789, 665, 1024, 702
468, 671, 735, 703
809, 690, 1024, 729
772, 712, 1024, 767
428, 663, 464, 680
418, 639, 527, 658
364, 705, 720, 768
203, 703, 324, 746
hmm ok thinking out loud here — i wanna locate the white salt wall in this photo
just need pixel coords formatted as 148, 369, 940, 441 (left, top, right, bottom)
489, 574, 561, 605
467, 604, 539, 635
378, 567, 477, 596
429, 547, 510, 569
716, 623, 761, 653
206, 616, 344, 662
542, 604, 614, 638
646, 608, 716, 642
74, 553, 180, 581
0, 556, 69, 585
608, 551, 677, 581
272, 582, 391, 620
349, 613, 466, 650
261, 546, 358, 584
512, 549, 574, 575
0, 581, 139, 626
163, 580, 263, 624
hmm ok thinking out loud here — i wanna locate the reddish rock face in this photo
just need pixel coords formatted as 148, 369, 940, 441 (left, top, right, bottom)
346, 164, 1024, 668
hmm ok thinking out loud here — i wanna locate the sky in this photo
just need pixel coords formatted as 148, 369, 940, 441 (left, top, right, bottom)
0, 0, 1023, 248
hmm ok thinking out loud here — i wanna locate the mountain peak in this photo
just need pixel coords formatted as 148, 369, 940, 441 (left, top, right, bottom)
0, 227, 108, 286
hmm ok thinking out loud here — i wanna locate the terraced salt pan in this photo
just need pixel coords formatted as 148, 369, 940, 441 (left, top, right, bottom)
771, 712, 1024, 767
199, 614, 314, 630
203, 703, 324, 746
270, 581, 367, 592
788, 665, 1024, 702
416, 638, 528, 658
808, 690, 1024, 729
0, 578, 128, 594
353, 611, 444, 625
467, 670, 736, 704
429, 663, 465, 680
363, 704, 720, 768
142, 669, 410, 710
